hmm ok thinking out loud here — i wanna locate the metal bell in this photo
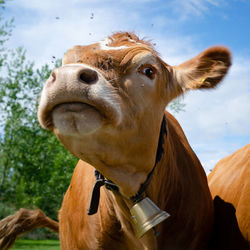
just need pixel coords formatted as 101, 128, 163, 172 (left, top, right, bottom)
130, 197, 170, 238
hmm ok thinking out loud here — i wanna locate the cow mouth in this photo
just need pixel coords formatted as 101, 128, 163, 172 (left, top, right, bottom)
44, 101, 102, 128
40, 97, 121, 132
53, 102, 99, 114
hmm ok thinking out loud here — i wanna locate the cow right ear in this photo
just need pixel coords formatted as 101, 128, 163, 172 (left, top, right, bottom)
170, 46, 231, 93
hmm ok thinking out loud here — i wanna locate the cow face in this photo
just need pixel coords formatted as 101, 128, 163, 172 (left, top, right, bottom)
38, 32, 231, 196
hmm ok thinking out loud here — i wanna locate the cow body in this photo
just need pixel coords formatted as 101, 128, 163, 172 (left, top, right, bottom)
208, 143, 250, 243
59, 111, 213, 249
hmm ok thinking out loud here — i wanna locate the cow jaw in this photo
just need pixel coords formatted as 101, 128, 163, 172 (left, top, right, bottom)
53, 120, 160, 198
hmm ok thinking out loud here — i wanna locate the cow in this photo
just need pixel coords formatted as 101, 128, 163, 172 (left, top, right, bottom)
0, 32, 231, 249
208, 143, 250, 248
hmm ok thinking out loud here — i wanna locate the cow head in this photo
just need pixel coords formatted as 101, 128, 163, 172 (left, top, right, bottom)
38, 32, 231, 197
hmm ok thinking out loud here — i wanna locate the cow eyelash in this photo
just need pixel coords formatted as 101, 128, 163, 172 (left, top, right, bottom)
138, 64, 156, 80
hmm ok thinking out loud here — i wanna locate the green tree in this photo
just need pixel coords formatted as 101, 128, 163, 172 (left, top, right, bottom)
0, 2, 77, 222
168, 97, 186, 113
0, 47, 77, 219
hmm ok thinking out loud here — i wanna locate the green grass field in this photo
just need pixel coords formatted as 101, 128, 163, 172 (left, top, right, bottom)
12, 239, 60, 250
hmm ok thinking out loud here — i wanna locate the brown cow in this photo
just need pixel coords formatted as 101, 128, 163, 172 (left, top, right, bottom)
0, 32, 231, 249
208, 143, 250, 248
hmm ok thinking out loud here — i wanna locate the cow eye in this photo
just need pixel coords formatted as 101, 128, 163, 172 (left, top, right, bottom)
138, 64, 156, 79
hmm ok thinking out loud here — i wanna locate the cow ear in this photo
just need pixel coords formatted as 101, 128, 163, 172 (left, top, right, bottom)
172, 46, 231, 92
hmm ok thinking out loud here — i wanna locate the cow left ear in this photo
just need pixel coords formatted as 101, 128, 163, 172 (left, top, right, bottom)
172, 46, 231, 92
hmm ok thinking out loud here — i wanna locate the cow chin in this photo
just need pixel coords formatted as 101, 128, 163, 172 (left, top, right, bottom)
52, 103, 104, 136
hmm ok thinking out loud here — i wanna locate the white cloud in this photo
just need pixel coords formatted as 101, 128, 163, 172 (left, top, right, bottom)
7, 0, 155, 67
170, 0, 223, 20
5, 0, 227, 67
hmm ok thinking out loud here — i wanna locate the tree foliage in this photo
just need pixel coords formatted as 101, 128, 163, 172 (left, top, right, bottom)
0, 4, 77, 221
0, 51, 77, 219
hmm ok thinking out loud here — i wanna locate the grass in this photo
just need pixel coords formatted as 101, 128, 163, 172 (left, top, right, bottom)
12, 239, 60, 250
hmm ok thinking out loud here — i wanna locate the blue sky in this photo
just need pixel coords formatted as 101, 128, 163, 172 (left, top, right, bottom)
3, 0, 250, 173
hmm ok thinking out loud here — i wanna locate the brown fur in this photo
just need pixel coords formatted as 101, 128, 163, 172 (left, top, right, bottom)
208, 144, 250, 244
0, 32, 232, 249
0, 209, 58, 249
58, 111, 214, 249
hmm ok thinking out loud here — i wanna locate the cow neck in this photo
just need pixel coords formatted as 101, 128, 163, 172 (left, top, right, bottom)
87, 116, 167, 215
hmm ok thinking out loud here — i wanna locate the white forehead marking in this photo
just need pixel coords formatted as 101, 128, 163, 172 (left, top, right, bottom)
98, 37, 143, 51
98, 37, 129, 51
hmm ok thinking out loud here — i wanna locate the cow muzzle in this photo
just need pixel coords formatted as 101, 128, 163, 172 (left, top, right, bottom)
38, 63, 122, 135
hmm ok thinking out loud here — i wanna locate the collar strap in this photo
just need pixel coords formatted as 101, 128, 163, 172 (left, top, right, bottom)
87, 116, 167, 215
130, 116, 167, 203
87, 170, 119, 215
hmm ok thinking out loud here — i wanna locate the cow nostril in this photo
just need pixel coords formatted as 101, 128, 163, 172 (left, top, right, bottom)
79, 69, 98, 84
